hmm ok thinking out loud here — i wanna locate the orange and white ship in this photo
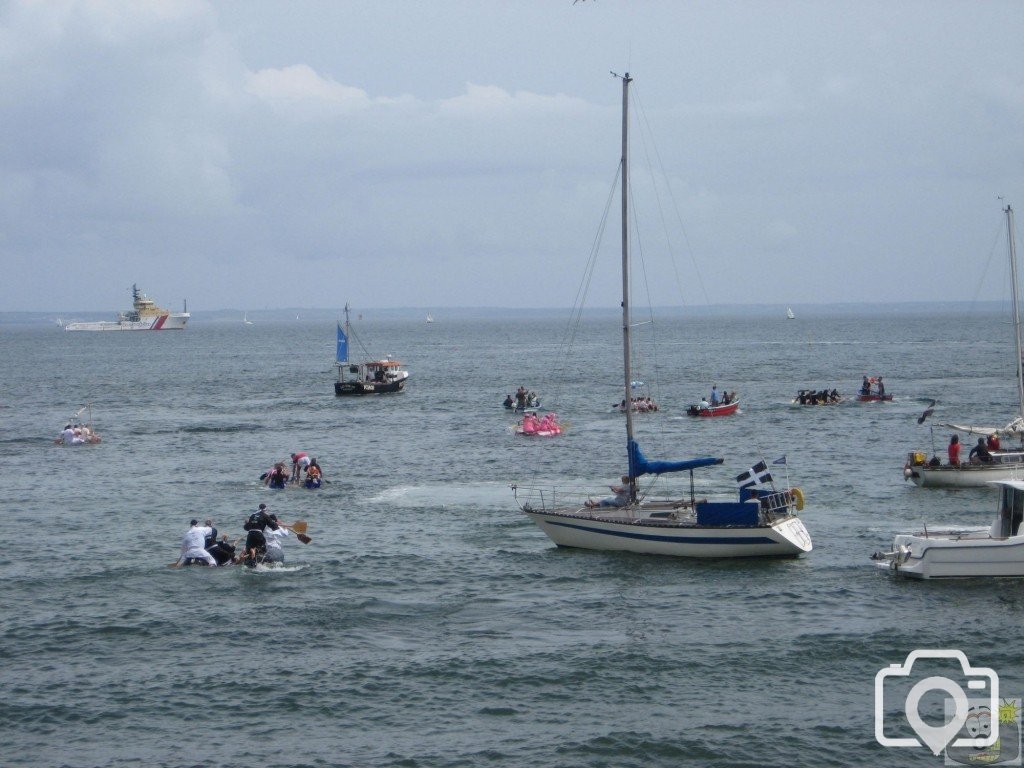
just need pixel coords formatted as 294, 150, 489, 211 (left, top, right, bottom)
64, 284, 189, 331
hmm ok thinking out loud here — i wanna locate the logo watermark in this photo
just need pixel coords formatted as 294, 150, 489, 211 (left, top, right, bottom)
874, 650, 1020, 764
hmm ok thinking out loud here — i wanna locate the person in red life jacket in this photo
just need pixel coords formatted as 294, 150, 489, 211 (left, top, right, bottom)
987, 432, 1001, 452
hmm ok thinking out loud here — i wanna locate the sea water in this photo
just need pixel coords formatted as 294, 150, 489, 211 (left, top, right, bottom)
2, 312, 1022, 767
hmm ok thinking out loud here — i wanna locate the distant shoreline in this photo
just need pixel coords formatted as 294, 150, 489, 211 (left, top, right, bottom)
0, 301, 1005, 326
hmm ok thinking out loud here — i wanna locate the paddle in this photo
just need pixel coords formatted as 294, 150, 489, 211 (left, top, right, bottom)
283, 521, 307, 534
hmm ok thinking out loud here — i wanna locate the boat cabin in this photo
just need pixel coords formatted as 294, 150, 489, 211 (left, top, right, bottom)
992, 480, 1024, 538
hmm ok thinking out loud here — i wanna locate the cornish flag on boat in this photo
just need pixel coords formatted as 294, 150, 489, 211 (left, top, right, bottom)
736, 460, 772, 488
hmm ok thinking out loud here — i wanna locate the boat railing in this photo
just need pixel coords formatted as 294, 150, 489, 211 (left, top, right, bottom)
510, 484, 593, 512
760, 490, 795, 522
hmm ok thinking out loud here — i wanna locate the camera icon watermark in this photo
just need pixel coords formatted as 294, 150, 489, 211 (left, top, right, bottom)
875, 650, 999, 756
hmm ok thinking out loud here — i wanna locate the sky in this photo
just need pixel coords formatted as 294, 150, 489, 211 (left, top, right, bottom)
1, 0, 1023, 313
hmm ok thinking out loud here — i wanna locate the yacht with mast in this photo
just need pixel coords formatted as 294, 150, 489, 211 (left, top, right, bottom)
904, 205, 1024, 487
512, 73, 811, 558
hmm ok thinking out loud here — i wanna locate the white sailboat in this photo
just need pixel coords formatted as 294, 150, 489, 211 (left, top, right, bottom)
904, 205, 1024, 487
426, 313, 433, 324
786, 307, 795, 320
244, 312, 253, 325
511, 73, 811, 559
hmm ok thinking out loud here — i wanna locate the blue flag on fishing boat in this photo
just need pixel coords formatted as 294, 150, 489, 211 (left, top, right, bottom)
628, 439, 721, 477
336, 322, 348, 363
736, 460, 772, 488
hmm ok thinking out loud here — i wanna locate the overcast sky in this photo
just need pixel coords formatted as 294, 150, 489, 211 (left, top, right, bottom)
2, 0, 1023, 313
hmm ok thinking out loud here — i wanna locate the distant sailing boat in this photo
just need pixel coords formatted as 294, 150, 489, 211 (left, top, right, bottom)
426, 313, 434, 324
511, 72, 811, 559
786, 307, 795, 320
243, 312, 253, 325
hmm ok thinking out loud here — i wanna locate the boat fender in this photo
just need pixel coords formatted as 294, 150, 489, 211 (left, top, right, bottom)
903, 466, 913, 480
790, 487, 805, 511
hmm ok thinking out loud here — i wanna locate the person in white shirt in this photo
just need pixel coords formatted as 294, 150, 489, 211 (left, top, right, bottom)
60, 425, 77, 445
177, 519, 217, 566
264, 523, 290, 564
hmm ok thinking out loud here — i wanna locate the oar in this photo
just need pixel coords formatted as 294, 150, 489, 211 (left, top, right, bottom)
283, 521, 307, 534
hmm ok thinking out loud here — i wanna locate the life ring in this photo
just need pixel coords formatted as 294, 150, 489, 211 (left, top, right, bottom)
790, 487, 805, 511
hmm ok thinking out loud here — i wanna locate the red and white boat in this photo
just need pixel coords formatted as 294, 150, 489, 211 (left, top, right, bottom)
64, 284, 189, 331
686, 400, 739, 417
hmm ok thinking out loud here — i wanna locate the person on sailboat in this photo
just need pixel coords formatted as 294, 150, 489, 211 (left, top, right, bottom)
948, 434, 961, 466
987, 433, 1001, 452
969, 438, 993, 464
585, 476, 632, 508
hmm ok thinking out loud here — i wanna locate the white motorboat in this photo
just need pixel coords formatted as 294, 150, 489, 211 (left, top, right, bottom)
905, 205, 1024, 488
512, 73, 811, 559
64, 284, 189, 331
872, 480, 1024, 578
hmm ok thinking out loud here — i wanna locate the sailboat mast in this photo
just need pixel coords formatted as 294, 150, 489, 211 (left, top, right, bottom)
1007, 205, 1024, 424
619, 73, 636, 483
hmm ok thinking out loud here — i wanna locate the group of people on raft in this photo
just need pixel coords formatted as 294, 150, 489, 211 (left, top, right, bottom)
175, 503, 297, 567
261, 451, 323, 489
519, 410, 563, 435
504, 386, 541, 410
614, 396, 659, 412
936, 433, 1003, 466
794, 389, 842, 405
55, 422, 101, 444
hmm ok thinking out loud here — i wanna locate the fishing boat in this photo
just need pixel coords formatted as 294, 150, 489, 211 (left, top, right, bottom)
63, 285, 189, 331
334, 304, 410, 396
872, 479, 1024, 578
904, 205, 1024, 488
512, 73, 811, 559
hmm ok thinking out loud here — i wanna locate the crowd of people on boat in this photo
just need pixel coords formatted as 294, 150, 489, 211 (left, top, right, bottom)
518, 411, 563, 436
794, 389, 842, 405
505, 387, 541, 410
175, 503, 300, 567
55, 422, 101, 444
614, 397, 659, 412
261, 451, 323, 489
860, 376, 886, 397
938, 433, 1002, 466
694, 386, 736, 411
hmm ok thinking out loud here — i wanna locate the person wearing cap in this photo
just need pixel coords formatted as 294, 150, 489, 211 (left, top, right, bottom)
242, 503, 280, 565
290, 452, 311, 483
176, 519, 217, 566
263, 515, 291, 564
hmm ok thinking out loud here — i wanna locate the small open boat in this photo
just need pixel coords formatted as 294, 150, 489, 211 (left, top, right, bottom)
686, 400, 739, 417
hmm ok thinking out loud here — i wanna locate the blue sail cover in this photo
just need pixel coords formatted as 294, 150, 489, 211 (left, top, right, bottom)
336, 322, 348, 363
628, 438, 722, 477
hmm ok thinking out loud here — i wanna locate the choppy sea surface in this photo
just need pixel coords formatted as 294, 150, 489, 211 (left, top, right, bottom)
3, 312, 1024, 768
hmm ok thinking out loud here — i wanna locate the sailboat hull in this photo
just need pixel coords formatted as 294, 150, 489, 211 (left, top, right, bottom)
522, 509, 811, 558
905, 458, 1024, 488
